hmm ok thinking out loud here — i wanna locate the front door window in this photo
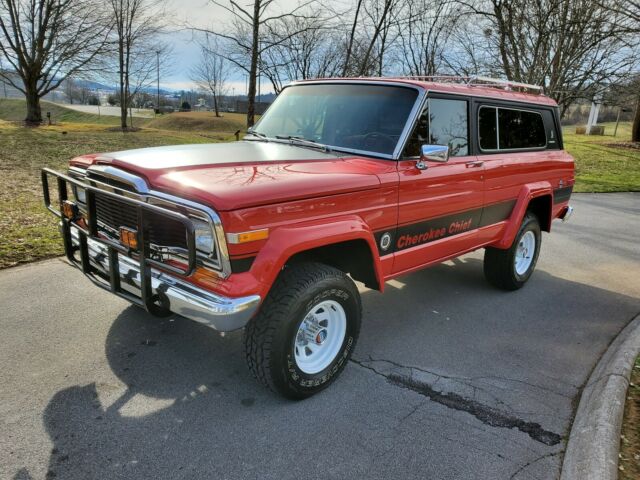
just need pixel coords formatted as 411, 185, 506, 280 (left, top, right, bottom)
404, 98, 469, 157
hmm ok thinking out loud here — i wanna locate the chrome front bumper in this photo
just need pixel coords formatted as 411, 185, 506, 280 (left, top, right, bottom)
70, 228, 261, 332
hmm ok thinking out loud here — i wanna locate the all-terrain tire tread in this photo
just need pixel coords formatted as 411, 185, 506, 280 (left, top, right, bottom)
243, 262, 360, 393
484, 212, 540, 291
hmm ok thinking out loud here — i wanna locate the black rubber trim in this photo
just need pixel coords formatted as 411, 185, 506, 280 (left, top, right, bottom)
553, 186, 573, 204
230, 256, 256, 273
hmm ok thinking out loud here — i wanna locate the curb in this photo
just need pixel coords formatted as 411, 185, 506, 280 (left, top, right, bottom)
561, 313, 640, 480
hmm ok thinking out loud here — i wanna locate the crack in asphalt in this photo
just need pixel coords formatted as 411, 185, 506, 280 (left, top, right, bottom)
351, 358, 563, 447
508, 451, 560, 480
358, 355, 574, 399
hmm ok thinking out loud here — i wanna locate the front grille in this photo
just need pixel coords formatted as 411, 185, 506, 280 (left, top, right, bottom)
87, 170, 137, 192
95, 193, 188, 249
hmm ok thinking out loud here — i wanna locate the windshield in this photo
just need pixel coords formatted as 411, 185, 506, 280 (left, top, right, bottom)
252, 83, 420, 156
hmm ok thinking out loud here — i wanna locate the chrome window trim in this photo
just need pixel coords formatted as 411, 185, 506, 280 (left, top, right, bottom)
477, 105, 548, 153
395, 89, 431, 159
69, 166, 231, 278
253, 80, 427, 160
399, 95, 472, 159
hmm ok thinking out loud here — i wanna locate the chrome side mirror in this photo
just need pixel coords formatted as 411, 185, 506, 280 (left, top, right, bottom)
417, 144, 449, 170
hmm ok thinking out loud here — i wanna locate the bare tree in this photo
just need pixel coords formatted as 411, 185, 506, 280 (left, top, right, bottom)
462, 0, 639, 115
63, 77, 78, 104
259, 14, 343, 93
107, 0, 169, 130
195, 0, 314, 127
633, 95, 640, 143
342, 0, 363, 76
395, 0, 461, 76
62, 76, 90, 104
191, 38, 229, 117
0, 0, 111, 124
336, 0, 403, 76
608, 0, 640, 141
363, 0, 403, 76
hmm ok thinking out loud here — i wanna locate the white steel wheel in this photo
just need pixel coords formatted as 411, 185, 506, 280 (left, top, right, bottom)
515, 230, 536, 275
294, 300, 347, 374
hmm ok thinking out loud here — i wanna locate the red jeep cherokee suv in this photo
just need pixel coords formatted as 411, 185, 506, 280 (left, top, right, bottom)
42, 77, 574, 399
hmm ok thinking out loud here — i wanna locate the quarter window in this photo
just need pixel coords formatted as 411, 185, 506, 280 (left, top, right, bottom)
404, 98, 469, 157
478, 106, 547, 150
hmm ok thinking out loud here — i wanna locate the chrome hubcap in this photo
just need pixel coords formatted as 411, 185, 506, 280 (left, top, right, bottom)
515, 231, 536, 275
294, 300, 346, 374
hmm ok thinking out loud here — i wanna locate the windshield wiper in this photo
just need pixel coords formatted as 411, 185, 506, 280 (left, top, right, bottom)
275, 135, 331, 152
246, 129, 268, 140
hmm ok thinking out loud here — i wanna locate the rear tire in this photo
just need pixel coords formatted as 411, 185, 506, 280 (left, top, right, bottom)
484, 212, 541, 291
244, 262, 361, 399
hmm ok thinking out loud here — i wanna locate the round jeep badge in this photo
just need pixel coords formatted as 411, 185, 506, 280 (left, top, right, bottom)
380, 232, 392, 251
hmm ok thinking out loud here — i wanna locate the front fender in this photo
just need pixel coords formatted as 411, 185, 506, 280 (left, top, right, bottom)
250, 215, 384, 295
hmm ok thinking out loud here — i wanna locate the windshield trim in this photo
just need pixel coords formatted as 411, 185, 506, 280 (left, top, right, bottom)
251, 80, 427, 160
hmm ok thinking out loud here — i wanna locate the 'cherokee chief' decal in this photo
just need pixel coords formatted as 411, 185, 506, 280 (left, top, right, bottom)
375, 200, 516, 255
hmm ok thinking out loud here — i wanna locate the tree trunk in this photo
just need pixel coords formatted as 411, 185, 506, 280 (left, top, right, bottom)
247, 0, 260, 128
632, 96, 640, 143
119, 36, 128, 130
343, 0, 363, 76
25, 89, 43, 125
213, 93, 220, 117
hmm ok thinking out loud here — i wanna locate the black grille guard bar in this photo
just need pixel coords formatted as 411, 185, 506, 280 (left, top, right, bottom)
41, 168, 197, 315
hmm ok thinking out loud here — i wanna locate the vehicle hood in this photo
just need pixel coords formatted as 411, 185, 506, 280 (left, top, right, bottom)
72, 141, 382, 210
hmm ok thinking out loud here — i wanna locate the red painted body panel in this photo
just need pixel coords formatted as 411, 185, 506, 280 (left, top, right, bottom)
394, 154, 484, 273
67, 79, 575, 306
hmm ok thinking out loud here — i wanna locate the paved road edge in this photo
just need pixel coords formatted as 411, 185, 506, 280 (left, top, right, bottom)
560, 313, 640, 480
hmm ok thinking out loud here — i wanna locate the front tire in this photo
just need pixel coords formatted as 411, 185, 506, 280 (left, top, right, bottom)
244, 262, 361, 399
484, 212, 541, 291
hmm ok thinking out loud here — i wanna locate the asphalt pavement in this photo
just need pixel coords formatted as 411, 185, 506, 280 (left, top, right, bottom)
1, 192, 639, 480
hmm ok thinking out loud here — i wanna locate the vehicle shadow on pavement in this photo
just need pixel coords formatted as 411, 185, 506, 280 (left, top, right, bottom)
38, 258, 640, 480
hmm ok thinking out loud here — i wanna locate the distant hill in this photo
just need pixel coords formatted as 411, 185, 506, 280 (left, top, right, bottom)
0, 98, 122, 126
145, 111, 246, 133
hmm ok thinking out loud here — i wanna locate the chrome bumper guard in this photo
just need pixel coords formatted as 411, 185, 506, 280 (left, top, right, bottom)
42, 168, 260, 331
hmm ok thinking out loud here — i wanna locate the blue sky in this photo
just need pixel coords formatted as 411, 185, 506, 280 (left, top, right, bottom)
163, 0, 301, 93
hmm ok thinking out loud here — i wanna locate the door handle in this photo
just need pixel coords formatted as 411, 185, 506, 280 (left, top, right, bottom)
465, 161, 484, 168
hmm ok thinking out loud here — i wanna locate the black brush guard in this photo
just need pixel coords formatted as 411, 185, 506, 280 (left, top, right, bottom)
41, 168, 197, 316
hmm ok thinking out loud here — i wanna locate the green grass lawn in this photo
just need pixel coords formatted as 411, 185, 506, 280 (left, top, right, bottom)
0, 122, 223, 268
0, 98, 638, 268
563, 122, 640, 192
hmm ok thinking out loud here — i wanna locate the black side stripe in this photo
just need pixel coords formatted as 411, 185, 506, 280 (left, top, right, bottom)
553, 186, 573, 204
374, 200, 516, 256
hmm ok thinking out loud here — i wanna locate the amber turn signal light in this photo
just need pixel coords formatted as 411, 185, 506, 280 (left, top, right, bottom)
61, 200, 79, 220
119, 227, 138, 250
192, 266, 221, 284
226, 228, 269, 244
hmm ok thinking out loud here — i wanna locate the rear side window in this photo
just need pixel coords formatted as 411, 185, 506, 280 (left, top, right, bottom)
478, 106, 547, 150
404, 97, 469, 157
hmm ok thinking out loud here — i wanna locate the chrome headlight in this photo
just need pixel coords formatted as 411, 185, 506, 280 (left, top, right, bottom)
74, 186, 86, 204
192, 219, 214, 254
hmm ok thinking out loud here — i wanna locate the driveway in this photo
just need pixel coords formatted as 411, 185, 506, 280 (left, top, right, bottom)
57, 104, 155, 118
1, 193, 639, 480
